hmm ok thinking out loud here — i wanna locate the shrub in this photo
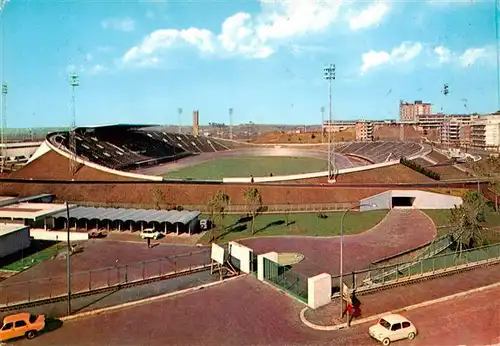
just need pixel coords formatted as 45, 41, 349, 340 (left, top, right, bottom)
400, 157, 441, 180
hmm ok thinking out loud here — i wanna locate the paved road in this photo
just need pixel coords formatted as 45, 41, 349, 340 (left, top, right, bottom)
8, 276, 499, 346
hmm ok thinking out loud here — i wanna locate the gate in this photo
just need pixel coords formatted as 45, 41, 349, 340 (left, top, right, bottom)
263, 257, 308, 303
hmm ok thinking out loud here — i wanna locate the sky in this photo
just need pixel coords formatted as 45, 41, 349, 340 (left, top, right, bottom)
0, 0, 499, 127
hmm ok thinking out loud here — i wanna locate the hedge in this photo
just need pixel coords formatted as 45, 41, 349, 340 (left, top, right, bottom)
400, 157, 441, 180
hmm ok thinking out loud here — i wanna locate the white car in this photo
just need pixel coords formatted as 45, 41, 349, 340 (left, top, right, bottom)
139, 229, 162, 240
369, 314, 417, 345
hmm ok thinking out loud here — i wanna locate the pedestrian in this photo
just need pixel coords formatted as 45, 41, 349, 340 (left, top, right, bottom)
147, 237, 151, 249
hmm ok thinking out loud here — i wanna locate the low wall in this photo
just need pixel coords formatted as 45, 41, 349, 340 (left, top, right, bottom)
30, 229, 89, 241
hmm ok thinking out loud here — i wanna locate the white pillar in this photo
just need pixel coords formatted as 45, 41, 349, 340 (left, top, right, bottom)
257, 252, 279, 281
308, 273, 332, 309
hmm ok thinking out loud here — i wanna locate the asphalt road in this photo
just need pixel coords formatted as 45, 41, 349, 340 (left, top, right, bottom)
7, 276, 500, 346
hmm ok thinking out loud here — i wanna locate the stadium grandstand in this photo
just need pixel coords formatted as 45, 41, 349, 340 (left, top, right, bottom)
48, 125, 233, 171
21, 124, 430, 182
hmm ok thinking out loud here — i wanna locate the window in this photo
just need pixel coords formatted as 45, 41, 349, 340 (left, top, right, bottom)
29, 315, 38, 324
2, 322, 13, 331
391, 323, 402, 331
379, 319, 391, 329
402, 321, 411, 328
15, 320, 27, 327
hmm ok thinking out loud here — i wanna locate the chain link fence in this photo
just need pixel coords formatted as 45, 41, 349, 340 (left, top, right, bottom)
0, 249, 210, 307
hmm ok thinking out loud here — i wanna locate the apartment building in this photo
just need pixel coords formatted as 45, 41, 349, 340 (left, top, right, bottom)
440, 114, 473, 145
416, 113, 445, 133
355, 121, 374, 141
399, 100, 432, 122
322, 120, 356, 133
471, 114, 500, 150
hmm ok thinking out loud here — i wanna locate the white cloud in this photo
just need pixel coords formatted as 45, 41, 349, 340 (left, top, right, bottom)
122, 0, 348, 67
360, 41, 423, 73
122, 28, 215, 66
0, 0, 9, 11
89, 64, 107, 74
433, 46, 452, 63
101, 17, 136, 32
348, 2, 390, 30
459, 47, 490, 67
430, 45, 493, 67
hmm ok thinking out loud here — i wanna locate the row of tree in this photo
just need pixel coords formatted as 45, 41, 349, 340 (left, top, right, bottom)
400, 157, 441, 180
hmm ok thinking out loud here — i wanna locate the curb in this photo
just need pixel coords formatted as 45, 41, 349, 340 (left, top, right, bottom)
60, 274, 246, 322
300, 280, 500, 331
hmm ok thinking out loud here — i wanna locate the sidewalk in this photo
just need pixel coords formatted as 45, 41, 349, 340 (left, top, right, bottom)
303, 262, 500, 327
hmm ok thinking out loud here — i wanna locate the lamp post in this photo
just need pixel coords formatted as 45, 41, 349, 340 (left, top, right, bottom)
65, 201, 72, 315
229, 108, 233, 140
177, 108, 183, 134
1, 82, 7, 173
323, 64, 335, 181
339, 202, 377, 319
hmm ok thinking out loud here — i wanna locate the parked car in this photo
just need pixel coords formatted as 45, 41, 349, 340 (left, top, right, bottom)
200, 219, 212, 230
0, 313, 46, 342
89, 231, 104, 239
139, 229, 162, 240
369, 314, 417, 345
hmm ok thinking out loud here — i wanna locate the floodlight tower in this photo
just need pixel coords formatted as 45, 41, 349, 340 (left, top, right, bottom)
229, 108, 233, 140
324, 64, 336, 182
320, 106, 325, 144
1, 82, 7, 173
69, 73, 79, 175
177, 108, 183, 134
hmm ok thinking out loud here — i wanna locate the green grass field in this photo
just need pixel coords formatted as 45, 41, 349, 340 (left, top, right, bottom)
200, 210, 388, 243
164, 156, 328, 180
424, 209, 500, 243
0, 241, 63, 272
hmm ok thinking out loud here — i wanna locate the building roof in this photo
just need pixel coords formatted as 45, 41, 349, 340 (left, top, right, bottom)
51, 206, 201, 225
0, 223, 29, 237
0, 203, 74, 220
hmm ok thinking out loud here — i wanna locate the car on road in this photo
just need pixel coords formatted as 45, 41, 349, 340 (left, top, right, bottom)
0, 313, 46, 342
369, 314, 417, 345
139, 229, 162, 240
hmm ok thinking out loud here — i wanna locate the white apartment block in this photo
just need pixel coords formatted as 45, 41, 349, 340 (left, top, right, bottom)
471, 114, 500, 150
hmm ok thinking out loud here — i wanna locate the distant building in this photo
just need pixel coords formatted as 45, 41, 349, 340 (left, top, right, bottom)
471, 113, 500, 150
322, 120, 356, 133
441, 114, 473, 145
355, 121, 374, 141
399, 100, 432, 122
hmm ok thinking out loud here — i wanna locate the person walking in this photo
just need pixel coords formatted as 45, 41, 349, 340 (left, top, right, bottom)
147, 237, 151, 249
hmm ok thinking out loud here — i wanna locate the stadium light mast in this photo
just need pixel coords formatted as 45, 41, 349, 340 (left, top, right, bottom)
69, 72, 79, 175
229, 108, 233, 140
324, 64, 336, 182
177, 108, 183, 134
320, 106, 325, 144
1, 82, 7, 173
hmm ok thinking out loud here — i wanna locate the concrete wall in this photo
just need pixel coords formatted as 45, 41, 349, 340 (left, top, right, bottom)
257, 252, 278, 281
0, 227, 31, 258
360, 190, 463, 211
30, 229, 89, 241
307, 273, 332, 309
228, 241, 253, 274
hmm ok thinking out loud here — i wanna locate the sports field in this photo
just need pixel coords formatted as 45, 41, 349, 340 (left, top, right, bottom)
164, 156, 327, 180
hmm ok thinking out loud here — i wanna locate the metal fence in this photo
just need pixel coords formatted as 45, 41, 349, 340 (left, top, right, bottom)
263, 258, 308, 303
0, 249, 211, 307
362, 242, 500, 286
62, 201, 356, 214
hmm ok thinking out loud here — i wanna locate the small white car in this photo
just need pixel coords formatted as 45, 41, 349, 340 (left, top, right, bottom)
139, 229, 162, 240
369, 314, 417, 345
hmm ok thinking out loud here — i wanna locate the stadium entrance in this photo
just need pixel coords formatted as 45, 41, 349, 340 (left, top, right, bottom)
391, 196, 415, 208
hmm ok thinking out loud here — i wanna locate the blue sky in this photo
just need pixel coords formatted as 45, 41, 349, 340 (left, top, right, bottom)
0, 0, 499, 127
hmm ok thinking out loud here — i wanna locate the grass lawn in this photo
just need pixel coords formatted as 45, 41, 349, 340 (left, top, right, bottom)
424, 208, 500, 243
199, 210, 388, 244
164, 156, 328, 180
0, 241, 63, 272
